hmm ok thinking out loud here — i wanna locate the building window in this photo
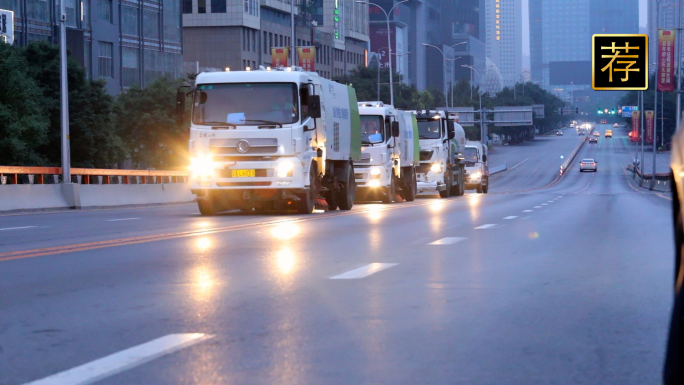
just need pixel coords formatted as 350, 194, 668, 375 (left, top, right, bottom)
121, 6, 139, 36
98, 0, 112, 22
143, 10, 160, 39
198, 0, 206, 13
183, 0, 192, 13
122, 47, 140, 87
211, 0, 225, 13
65, 0, 77, 27
98, 41, 114, 78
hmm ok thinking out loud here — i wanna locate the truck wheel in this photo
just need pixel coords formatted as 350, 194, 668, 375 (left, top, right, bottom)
439, 172, 451, 198
482, 181, 489, 194
326, 192, 339, 210
198, 197, 218, 216
336, 165, 355, 210
455, 173, 465, 196
405, 169, 416, 202
297, 166, 318, 214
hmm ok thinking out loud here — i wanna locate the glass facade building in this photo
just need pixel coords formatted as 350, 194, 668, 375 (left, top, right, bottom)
0, 0, 183, 94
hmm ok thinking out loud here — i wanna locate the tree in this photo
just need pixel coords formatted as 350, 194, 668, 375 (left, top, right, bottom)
0, 43, 50, 165
115, 76, 189, 169
21, 41, 124, 168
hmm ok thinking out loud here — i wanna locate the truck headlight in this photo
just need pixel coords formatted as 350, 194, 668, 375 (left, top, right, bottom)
189, 156, 216, 177
370, 167, 382, 179
430, 163, 443, 174
470, 171, 482, 180
277, 160, 294, 178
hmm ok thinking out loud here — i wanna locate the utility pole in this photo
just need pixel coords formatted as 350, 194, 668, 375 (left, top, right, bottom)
652, 1, 662, 189
59, 0, 70, 184
291, 0, 296, 67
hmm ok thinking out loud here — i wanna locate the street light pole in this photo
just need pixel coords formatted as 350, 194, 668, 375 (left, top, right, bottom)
423, 42, 466, 106
291, 0, 296, 67
653, 1, 661, 189
59, 0, 70, 184
463, 64, 484, 142
356, 0, 409, 106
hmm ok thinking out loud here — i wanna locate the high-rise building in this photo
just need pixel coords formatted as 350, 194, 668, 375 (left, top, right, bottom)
528, 0, 639, 102
484, 0, 523, 89
450, 0, 487, 92
0, 0, 183, 94
182, 0, 369, 80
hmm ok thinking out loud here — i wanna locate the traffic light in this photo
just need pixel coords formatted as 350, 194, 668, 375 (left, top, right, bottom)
560, 108, 564, 115
575, 107, 579, 114
597, 109, 603, 114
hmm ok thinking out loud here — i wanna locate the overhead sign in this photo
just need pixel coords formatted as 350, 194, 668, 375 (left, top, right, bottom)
532, 104, 545, 118
0, 9, 13, 45
621, 105, 638, 117
493, 106, 533, 127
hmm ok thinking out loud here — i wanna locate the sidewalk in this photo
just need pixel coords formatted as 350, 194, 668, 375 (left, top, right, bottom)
632, 150, 671, 175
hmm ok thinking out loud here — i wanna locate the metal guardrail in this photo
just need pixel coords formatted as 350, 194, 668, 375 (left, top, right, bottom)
489, 163, 508, 175
0, 166, 188, 185
559, 131, 590, 175
626, 164, 671, 192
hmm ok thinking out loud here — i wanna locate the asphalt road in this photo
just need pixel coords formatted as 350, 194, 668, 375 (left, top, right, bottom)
0, 124, 676, 385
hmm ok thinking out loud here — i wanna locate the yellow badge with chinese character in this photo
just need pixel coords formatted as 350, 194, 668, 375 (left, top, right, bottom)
592, 34, 648, 90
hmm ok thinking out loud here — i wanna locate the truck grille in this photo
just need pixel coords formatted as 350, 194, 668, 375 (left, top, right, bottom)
420, 150, 434, 161
210, 138, 279, 155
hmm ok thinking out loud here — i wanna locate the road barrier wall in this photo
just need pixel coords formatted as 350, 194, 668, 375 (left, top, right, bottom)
490, 163, 508, 175
626, 164, 671, 192
0, 166, 194, 212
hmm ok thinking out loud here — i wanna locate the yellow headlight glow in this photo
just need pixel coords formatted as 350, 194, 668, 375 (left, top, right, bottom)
277, 161, 294, 178
430, 163, 443, 174
190, 156, 216, 177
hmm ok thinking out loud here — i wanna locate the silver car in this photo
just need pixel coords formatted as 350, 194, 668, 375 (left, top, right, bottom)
579, 158, 597, 172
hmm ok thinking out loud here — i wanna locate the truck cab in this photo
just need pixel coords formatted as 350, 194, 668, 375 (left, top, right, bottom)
181, 67, 361, 215
463, 141, 489, 193
412, 110, 466, 198
355, 102, 418, 203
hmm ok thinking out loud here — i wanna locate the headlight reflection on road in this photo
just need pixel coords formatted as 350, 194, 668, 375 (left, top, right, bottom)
429, 200, 444, 213
270, 221, 301, 240
365, 204, 384, 222
190, 265, 216, 304
195, 236, 212, 252
275, 247, 297, 276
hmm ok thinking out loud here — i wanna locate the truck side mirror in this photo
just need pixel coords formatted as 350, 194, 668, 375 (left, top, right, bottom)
447, 121, 455, 140
308, 95, 321, 119
482, 154, 487, 162
176, 89, 186, 125
391, 121, 400, 137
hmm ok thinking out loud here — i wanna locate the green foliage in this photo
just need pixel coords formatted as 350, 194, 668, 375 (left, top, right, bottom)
21, 41, 125, 167
115, 76, 189, 169
0, 42, 50, 165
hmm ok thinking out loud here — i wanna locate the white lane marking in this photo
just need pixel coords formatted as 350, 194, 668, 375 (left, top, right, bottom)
429, 237, 467, 245
475, 224, 497, 229
330, 263, 398, 279
106, 218, 141, 222
24, 333, 213, 385
547, 201, 554, 203
0, 226, 38, 231
523, 210, 533, 213
534, 206, 542, 208
508, 157, 531, 170
503, 216, 518, 220
541, 203, 548, 206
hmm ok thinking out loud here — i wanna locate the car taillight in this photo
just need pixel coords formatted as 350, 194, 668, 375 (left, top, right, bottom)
591, 163, 595, 165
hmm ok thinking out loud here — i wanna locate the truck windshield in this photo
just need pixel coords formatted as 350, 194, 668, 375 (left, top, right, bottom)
360, 115, 385, 144
463, 147, 479, 163
192, 83, 299, 126
417, 120, 442, 139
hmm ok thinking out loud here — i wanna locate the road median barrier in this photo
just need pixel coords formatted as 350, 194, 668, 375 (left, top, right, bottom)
626, 164, 671, 192
490, 163, 508, 175
559, 132, 591, 176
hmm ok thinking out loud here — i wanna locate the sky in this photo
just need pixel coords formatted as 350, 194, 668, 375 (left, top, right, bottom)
521, 0, 648, 68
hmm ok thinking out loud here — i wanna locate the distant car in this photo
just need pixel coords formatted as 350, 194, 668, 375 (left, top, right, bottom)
589, 136, 598, 143
579, 158, 597, 172
578, 130, 584, 136
593, 131, 600, 137
613, 123, 619, 128
557, 131, 563, 136
601, 119, 608, 124
605, 129, 613, 138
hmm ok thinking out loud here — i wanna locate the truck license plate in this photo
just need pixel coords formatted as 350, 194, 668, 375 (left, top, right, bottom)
231, 169, 256, 178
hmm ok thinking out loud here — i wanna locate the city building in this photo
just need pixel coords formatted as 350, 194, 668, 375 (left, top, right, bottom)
0, 0, 184, 94
450, 0, 487, 92
528, 0, 639, 104
182, 0, 369, 80
484, 0, 522, 89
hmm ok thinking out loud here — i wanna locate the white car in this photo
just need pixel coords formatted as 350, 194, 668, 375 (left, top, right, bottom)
579, 158, 597, 172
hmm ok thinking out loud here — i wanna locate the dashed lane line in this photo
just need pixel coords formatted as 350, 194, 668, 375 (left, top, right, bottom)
23, 333, 213, 385
474, 224, 497, 229
106, 218, 141, 222
523, 210, 533, 213
0, 226, 38, 231
429, 237, 467, 245
330, 263, 398, 279
503, 216, 518, 220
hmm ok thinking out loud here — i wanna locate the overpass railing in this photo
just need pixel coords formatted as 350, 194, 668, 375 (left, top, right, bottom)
0, 166, 188, 185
